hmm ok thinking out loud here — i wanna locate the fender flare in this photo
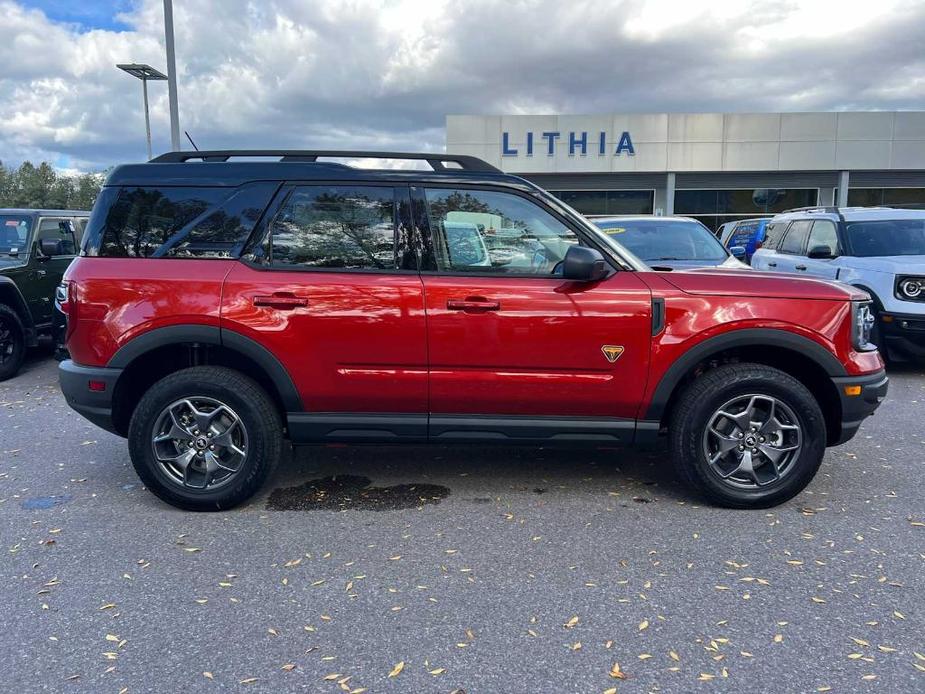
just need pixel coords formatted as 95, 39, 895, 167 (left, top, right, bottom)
644, 328, 846, 421
0, 275, 34, 329
107, 324, 302, 411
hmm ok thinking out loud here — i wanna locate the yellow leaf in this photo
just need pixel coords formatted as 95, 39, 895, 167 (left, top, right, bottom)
698, 673, 715, 681
429, 668, 445, 675
239, 678, 258, 684
850, 638, 869, 647
184, 547, 201, 553
323, 674, 341, 681
861, 674, 876, 680
203, 672, 213, 680
105, 634, 120, 642
281, 663, 296, 671
877, 645, 897, 653
609, 662, 627, 679
571, 642, 582, 651
893, 611, 905, 620
811, 597, 826, 604
388, 661, 405, 678
774, 634, 784, 643
848, 653, 864, 660
564, 616, 579, 628
638, 653, 652, 660
638, 619, 649, 631
604, 689, 617, 694
669, 650, 680, 662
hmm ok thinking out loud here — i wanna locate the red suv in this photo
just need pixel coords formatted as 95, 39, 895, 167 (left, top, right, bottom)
59, 151, 887, 511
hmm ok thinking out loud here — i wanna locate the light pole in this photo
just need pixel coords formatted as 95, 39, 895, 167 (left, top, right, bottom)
163, 0, 181, 151
116, 63, 168, 161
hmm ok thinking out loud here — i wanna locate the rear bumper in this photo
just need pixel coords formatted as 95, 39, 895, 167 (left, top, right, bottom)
830, 370, 889, 446
59, 359, 123, 437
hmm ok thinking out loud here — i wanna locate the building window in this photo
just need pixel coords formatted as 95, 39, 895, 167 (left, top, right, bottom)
846, 188, 925, 209
549, 190, 654, 216
674, 188, 818, 232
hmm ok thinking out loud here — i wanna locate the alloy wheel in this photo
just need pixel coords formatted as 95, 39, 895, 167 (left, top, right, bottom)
701, 393, 803, 489
151, 397, 248, 490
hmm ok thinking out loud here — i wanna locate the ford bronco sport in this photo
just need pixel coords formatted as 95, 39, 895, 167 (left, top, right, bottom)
0, 208, 89, 379
58, 151, 887, 511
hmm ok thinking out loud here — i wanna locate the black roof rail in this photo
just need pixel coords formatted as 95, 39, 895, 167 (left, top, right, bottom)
780, 206, 842, 214
148, 150, 501, 173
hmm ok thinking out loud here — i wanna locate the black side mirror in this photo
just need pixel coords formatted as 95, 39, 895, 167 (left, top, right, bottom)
807, 245, 835, 260
562, 245, 608, 282
39, 239, 64, 257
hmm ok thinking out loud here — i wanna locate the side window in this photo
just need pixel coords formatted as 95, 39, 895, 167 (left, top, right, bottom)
761, 222, 788, 250
269, 186, 398, 270
424, 188, 579, 275
807, 220, 838, 255
36, 218, 78, 256
779, 220, 813, 255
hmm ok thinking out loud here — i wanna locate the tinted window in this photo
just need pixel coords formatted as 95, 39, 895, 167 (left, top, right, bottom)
84, 184, 275, 258
269, 186, 397, 270
596, 219, 727, 262
762, 222, 788, 250
425, 188, 579, 275
845, 219, 925, 257
807, 221, 839, 256
36, 218, 78, 256
779, 220, 812, 254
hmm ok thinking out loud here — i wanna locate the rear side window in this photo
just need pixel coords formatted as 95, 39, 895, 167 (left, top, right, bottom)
267, 185, 400, 270
83, 183, 276, 258
761, 221, 787, 250
779, 220, 812, 254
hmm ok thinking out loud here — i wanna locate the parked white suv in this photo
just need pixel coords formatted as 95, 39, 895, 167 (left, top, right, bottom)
752, 206, 925, 361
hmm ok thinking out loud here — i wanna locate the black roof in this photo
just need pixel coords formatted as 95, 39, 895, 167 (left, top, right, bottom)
106, 150, 526, 189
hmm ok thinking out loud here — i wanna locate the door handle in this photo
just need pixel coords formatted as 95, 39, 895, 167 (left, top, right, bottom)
767, 262, 777, 267
35, 269, 47, 278
253, 293, 308, 309
795, 264, 807, 271
447, 297, 500, 312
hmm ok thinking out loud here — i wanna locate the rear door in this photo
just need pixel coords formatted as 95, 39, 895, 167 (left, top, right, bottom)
751, 221, 787, 271
222, 183, 429, 439
772, 220, 812, 274
800, 219, 840, 279
416, 185, 652, 441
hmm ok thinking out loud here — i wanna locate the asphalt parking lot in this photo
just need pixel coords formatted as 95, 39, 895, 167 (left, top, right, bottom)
2, 353, 924, 693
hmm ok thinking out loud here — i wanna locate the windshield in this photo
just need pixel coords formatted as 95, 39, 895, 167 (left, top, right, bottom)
845, 219, 925, 257
595, 219, 728, 262
0, 215, 33, 256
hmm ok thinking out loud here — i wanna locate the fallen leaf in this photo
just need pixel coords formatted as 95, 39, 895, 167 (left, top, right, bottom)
638, 619, 649, 631
388, 661, 405, 678
609, 662, 627, 679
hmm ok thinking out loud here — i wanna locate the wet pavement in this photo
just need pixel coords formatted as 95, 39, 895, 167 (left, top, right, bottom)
2, 355, 924, 693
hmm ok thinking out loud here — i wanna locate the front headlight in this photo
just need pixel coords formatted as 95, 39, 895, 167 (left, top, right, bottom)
896, 276, 924, 301
852, 301, 877, 351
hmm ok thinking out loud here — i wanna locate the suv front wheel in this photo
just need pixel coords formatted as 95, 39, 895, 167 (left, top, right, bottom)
0, 304, 26, 381
128, 366, 283, 511
670, 363, 826, 509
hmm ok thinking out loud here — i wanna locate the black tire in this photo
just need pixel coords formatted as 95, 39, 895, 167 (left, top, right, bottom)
128, 366, 283, 511
0, 304, 26, 382
669, 363, 826, 509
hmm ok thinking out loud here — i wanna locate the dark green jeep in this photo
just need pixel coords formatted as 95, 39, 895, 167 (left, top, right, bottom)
0, 209, 89, 380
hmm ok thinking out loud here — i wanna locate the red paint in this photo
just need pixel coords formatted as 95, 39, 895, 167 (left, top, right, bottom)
64, 256, 883, 418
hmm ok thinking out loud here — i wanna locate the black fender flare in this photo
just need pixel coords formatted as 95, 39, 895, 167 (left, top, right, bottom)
645, 328, 846, 421
107, 324, 302, 411
0, 275, 34, 329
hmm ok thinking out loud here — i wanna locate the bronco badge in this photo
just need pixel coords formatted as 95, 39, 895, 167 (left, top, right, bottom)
601, 345, 624, 363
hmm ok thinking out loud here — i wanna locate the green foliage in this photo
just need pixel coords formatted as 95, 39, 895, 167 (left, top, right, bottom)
0, 160, 104, 211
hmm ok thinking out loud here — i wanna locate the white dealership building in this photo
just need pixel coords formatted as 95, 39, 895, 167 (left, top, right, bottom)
446, 112, 925, 230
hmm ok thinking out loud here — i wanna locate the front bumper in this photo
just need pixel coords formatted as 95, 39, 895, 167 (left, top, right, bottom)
830, 369, 889, 445
59, 359, 123, 436
879, 311, 925, 360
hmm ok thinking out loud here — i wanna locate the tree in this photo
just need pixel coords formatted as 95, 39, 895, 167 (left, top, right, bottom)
0, 160, 104, 210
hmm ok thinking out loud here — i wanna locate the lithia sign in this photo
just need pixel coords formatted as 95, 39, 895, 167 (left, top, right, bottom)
502, 130, 635, 157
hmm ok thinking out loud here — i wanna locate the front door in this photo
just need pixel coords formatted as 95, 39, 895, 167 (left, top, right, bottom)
801, 219, 841, 279
416, 185, 652, 441
29, 217, 79, 326
222, 183, 428, 440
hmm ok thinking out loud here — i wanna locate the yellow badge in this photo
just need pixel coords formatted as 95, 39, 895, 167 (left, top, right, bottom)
601, 345, 624, 363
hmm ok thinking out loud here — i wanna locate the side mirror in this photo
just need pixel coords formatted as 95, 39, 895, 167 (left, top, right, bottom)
39, 239, 64, 257
807, 245, 835, 260
729, 245, 747, 260
562, 245, 608, 282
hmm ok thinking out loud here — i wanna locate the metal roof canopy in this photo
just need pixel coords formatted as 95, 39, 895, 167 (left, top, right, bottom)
116, 64, 168, 80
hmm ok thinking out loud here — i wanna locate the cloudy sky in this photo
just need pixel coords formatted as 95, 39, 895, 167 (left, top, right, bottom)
2, 0, 924, 171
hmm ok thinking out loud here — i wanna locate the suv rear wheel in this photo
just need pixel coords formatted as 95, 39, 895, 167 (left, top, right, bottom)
670, 363, 826, 509
128, 366, 283, 511
0, 304, 26, 381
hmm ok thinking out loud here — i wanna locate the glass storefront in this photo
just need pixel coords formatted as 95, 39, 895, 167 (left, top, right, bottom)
674, 188, 818, 232
549, 190, 654, 216
846, 188, 925, 209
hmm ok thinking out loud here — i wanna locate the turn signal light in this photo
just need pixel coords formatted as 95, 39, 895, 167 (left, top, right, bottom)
843, 385, 862, 397
88, 380, 106, 392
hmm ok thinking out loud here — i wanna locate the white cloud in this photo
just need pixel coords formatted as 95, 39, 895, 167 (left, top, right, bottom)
1, 0, 924, 171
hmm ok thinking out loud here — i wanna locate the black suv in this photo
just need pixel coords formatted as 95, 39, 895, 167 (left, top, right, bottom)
0, 209, 89, 379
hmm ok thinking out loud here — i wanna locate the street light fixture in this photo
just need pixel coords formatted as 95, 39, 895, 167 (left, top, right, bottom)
116, 63, 168, 161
